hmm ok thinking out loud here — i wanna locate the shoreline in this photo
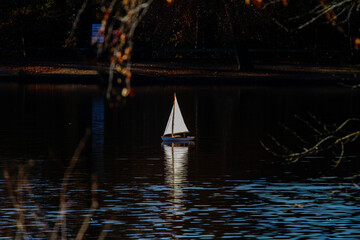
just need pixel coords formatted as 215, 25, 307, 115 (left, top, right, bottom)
0, 60, 359, 87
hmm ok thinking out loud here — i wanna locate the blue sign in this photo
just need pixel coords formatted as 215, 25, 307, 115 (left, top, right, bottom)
92, 24, 104, 44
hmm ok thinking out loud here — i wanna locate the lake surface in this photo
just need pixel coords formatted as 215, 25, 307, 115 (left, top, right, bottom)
0, 83, 360, 239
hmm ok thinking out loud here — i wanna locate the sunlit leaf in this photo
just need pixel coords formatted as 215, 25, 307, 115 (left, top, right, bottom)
252, 0, 262, 7
355, 38, 360, 50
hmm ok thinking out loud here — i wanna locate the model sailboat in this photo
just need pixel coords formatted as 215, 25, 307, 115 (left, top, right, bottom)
161, 94, 195, 142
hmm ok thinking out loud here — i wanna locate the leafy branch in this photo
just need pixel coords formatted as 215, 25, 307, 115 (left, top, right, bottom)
95, 0, 153, 103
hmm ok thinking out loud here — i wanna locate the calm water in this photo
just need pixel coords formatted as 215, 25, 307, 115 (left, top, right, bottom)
0, 83, 360, 239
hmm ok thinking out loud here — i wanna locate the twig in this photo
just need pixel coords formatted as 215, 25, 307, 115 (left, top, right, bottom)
4, 129, 113, 239
75, 174, 99, 240
50, 129, 91, 240
65, 0, 89, 46
22, 160, 50, 235
4, 165, 30, 240
262, 115, 360, 165
286, 135, 336, 163
294, 114, 323, 136
334, 118, 359, 133
334, 142, 345, 168
270, 135, 293, 154
278, 122, 310, 146
260, 140, 281, 158
97, 217, 116, 240
297, 0, 353, 29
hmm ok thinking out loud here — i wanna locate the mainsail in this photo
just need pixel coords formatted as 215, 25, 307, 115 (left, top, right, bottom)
163, 95, 189, 136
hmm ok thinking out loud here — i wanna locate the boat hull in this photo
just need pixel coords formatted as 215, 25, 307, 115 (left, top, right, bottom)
161, 136, 195, 142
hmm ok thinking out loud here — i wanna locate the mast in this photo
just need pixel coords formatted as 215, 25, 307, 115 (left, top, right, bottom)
171, 93, 176, 137
163, 93, 189, 137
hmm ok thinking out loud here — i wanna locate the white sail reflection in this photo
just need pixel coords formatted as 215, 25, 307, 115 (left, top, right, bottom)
163, 143, 192, 216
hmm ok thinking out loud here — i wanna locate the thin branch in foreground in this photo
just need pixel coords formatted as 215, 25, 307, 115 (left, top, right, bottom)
262, 117, 360, 166
50, 129, 91, 240
75, 174, 99, 240
334, 142, 345, 168
278, 122, 310, 146
97, 217, 116, 240
260, 140, 281, 158
4, 129, 114, 239
65, 0, 89, 46
294, 114, 323, 136
297, 0, 353, 30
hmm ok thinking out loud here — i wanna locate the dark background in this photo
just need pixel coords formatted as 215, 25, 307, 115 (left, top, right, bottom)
1, 0, 359, 64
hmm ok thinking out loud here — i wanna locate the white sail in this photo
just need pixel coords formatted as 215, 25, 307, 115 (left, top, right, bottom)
163, 95, 189, 136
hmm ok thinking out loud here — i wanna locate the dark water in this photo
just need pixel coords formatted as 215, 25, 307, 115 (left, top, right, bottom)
0, 83, 360, 239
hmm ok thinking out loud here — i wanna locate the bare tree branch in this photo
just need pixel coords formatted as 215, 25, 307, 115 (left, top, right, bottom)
262, 117, 360, 165
50, 129, 91, 240
65, 0, 89, 47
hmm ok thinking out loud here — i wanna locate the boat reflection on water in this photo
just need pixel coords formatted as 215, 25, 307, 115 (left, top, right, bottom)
162, 142, 194, 216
